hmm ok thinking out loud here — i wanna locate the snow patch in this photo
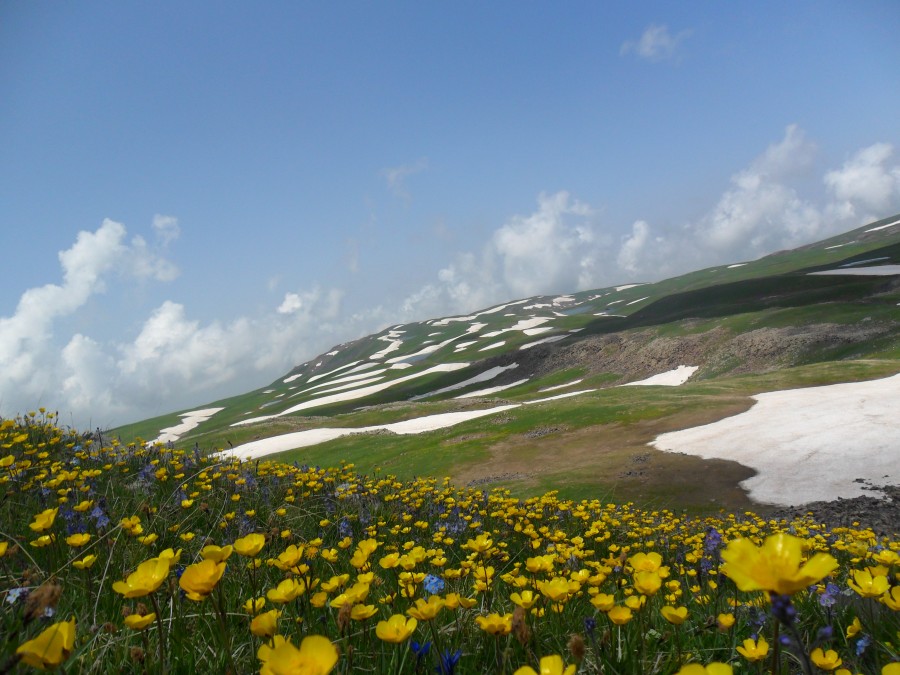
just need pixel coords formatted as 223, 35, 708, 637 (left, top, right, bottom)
152, 408, 225, 445
652, 374, 900, 505
622, 366, 699, 387
809, 266, 900, 277
455, 379, 529, 399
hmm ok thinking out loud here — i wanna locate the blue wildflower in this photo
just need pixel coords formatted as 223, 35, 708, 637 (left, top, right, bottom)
856, 635, 871, 657
423, 574, 445, 596
410, 640, 431, 659
818, 583, 840, 608
436, 649, 461, 675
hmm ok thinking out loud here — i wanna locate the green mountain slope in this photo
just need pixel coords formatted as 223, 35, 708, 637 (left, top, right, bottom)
112, 214, 900, 513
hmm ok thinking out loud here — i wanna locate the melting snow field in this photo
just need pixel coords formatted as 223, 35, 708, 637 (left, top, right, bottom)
218, 405, 520, 461
809, 265, 900, 276
652, 373, 900, 506
622, 366, 699, 387
152, 408, 224, 444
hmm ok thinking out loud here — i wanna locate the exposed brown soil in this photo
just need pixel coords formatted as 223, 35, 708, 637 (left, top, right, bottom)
450, 399, 761, 513
482, 321, 896, 388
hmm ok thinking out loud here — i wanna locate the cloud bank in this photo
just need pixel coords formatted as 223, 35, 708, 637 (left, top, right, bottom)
2, 127, 898, 428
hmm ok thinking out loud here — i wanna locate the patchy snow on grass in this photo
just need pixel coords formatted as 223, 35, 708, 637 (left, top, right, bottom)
152, 408, 225, 444
626, 296, 650, 306
370, 331, 405, 359
840, 256, 889, 267
283, 373, 304, 384
622, 365, 699, 387
411, 364, 519, 400
866, 218, 900, 232
293, 375, 385, 398
523, 326, 554, 336
652, 373, 900, 505
307, 360, 363, 384
539, 379, 583, 392
524, 389, 596, 404
386, 334, 465, 364
482, 317, 553, 338
479, 341, 506, 351
727, 263, 747, 268
519, 335, 566, 350
219, 404, 521, 461
454, 378, 529, 399
809, 265, 900, 277
453, 341, 478, 352
301, 369, 388, 393
616, 284, 643, 291
233, 363, 470, 425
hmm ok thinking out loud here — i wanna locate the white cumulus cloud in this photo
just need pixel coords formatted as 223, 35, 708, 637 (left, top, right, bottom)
621, 24, 691, 62
824, 143, 900, 222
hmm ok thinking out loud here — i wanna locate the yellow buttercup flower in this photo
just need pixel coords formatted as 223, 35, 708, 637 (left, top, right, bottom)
881, 586, 900, 611
660, 605, 688, 625
29, 508, 58, 533
810, 648, 842, 671
846, 617, 862, 638
716, 613, 735, 630
675, 664, 733, 675
513, 655, 576, 675
406, 595, 445, 621
244, 597, 266, 614
736, 636, 769, 662
257, 634, 338, 675
200, 544, 233, 562
629, 551, 663, 572
848, 569, 889, 598
633, 570, 662, 596
444, 593, 476, 609
721, 533, 838, 595
350, 604, 378, 621
73, 554, 97, 570
510, 590, 538, 609
180, 559, 227, 601
234, 533, 266, 557
607, 605, 633, 625
16, 618, 76, 670
0, 541, 7, 558
112, 557, 169, 598
475, 612, 513, 635
124, 612, 156, 630
250, 609, 282, 638
590, 593, 615, 612
267, 578, 306, 604
65, 533, 91, 547
375, 615, 417, 643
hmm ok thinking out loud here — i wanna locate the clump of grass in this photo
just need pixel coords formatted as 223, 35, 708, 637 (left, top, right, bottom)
0, 410, 898, 673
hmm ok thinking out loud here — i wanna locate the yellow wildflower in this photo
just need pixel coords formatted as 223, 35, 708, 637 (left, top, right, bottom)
721, 533, 838, 595
737, 636, 769, 662
257, 634, 338, 675
112, 558, 169, 598
513, 655, 576, 675
810, 648, 842, 671
376, 615, 417, 643
16, 618, 76, 670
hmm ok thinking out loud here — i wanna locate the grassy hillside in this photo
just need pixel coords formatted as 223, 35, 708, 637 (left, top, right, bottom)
111, 215, 900, 514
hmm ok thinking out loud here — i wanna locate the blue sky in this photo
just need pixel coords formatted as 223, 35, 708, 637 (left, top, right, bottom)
1, 1, 899, 428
